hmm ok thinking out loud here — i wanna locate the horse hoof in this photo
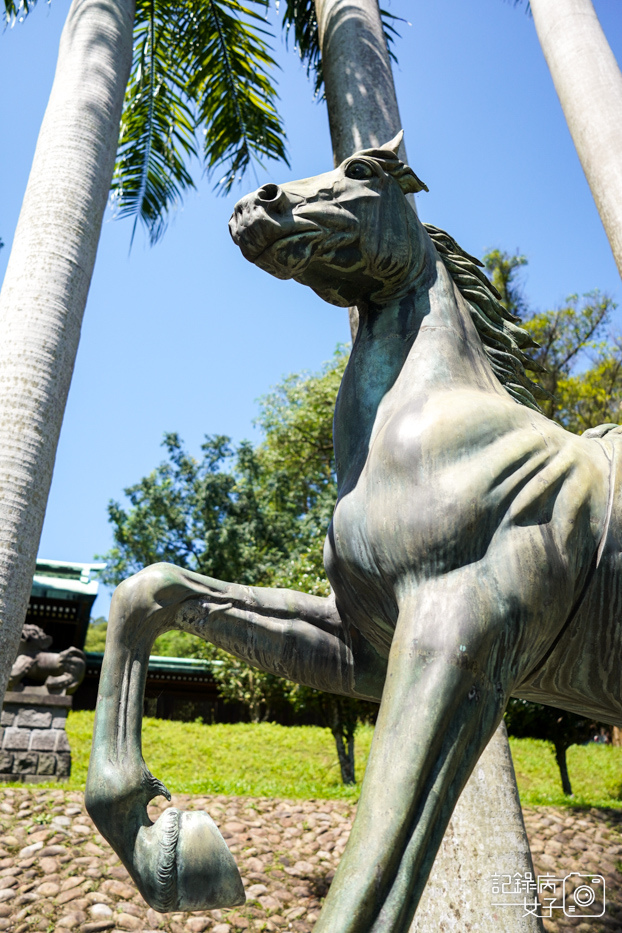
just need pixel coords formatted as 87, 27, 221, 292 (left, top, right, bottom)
135, 807, 245, 911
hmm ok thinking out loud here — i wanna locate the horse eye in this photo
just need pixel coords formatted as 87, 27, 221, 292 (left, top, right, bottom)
346, 161, 374, 180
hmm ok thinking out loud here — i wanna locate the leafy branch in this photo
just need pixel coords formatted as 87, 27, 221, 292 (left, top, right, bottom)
187, 0, 289, 192
112, 0, 289, 242
112, 0, 198, 244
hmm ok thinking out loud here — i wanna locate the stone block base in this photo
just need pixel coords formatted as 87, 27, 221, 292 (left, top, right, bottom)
0, 691, 73, 782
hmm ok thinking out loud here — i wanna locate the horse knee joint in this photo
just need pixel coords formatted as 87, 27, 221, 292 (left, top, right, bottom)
113, 562, 179, 616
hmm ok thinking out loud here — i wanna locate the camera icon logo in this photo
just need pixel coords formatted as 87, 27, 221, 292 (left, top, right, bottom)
563, 873, 605, 917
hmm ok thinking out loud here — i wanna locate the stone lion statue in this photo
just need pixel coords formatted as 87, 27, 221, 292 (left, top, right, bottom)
8, 623, 86, 694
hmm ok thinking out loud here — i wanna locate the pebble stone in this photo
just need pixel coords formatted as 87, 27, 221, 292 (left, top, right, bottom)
0, 788, 620, 932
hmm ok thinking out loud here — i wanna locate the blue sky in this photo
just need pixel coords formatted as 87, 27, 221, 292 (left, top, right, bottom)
1, 0, 621, 617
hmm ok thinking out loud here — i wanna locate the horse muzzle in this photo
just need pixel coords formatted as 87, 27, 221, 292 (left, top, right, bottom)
229, 181, 322, 264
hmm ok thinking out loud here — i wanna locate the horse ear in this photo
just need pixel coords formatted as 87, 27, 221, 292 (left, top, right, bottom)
382, 130, 404, 156
399, 169, 429, 195
354, 131, 429, 194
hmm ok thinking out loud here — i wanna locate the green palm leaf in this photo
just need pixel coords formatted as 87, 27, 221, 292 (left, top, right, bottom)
4, 0, 36, 26
184, 0, 289, 193
112, 0, 288, 241
111, 0, 198, 244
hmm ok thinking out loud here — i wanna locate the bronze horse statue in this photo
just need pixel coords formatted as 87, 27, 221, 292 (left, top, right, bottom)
86, 133, 622, 931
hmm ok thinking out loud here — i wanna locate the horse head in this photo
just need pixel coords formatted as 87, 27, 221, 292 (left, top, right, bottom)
229, 131, 429, 307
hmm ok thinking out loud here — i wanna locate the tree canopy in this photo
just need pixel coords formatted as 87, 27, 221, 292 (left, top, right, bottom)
98, 346, 372, 782
484, 249, 620, 431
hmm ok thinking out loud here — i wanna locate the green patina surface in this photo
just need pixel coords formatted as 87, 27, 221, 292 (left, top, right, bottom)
85, 137, 622, 932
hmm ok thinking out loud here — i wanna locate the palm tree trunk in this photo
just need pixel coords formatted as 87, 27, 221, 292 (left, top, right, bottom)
0, 0, 135, 703
530, 0, 622, 279
314, 0, 406, 166
314, 4, 542, 928
314, 0, 415, 339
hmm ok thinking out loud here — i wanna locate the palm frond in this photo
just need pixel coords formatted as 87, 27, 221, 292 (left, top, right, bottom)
111, 0, 198, 244
4, 0, 36, 26
380, 6, 402, 61
113, 0, 288, 238
280, 0, 402, 98
183, 0, 288, 193
280, 0, 321, 95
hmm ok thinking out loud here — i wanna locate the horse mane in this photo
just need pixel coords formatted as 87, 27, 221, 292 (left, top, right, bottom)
423, 223, 547, 411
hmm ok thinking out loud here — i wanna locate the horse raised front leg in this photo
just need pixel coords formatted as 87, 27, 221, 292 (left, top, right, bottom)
85, 562, 386, 913
312, 574, 524, 933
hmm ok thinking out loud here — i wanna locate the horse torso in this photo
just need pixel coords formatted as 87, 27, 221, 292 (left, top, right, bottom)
517, 433, 622, 722
326, 363, 613, 687
230, 152, 621, 719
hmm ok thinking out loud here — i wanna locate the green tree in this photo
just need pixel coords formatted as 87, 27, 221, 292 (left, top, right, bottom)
484, 249, 621, 431
504, 698, 596, 797
100, 348, 375, 782
100, 433, 287, 587
84, 616, 109, 652
481, 248, 528, 319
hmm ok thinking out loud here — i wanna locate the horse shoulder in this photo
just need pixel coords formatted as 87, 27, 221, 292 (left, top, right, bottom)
372, 390, 547, 515
370, 394, 609, 584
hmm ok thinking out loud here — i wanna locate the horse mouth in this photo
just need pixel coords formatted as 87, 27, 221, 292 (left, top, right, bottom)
230, 219, 321, 267
253, 229, 321, 264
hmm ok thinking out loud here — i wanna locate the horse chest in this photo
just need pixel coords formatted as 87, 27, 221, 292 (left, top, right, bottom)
325, 396, 594, 658
325, 478, 400, 655
329, 403, 486, 592
324, 448, 438, 654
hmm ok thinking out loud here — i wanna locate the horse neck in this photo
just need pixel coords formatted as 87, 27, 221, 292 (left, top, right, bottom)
334, 244, 502, 489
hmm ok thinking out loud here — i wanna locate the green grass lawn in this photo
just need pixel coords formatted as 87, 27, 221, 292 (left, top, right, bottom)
15, 711, 622, 808
509, 736, 622, 808
67, 711, 374, 800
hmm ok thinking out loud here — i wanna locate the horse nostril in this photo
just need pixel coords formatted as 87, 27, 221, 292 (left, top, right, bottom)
257, 183, 281, 202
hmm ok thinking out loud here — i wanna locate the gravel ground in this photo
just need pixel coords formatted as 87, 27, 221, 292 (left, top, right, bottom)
0, 787, 621, 933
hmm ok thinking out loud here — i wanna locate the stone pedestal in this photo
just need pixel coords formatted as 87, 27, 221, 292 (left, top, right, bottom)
412, 722, 543, 932
0, 690, 73, 782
